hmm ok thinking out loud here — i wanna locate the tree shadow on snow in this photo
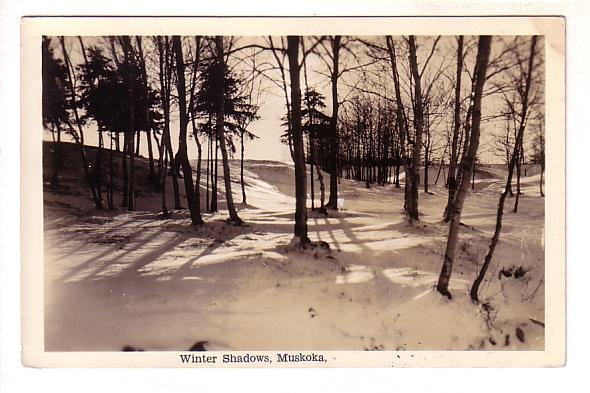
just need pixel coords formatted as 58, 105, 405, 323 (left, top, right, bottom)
52, 215, 258, 283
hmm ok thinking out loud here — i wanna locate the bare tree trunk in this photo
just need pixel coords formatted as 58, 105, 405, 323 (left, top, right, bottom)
156, 129, 163, 181
135, 130, 141, 156
173, 35, 203, 225
186, 36, 204, 219
315, 148, 326, 211
214, 36, 242, 225
158, 131, 170, 214
471, 159, 476, 190
455, 64, 478, 193
96, 130, 103, 206
513, 141, 524, 212
240, 130, 247, 205
136, 36, 156, 185
146, 130, 155, 181
309, 141, 315, 210
310, 140, 315, 210
78, 36, 104, 204
156, 36, 182, 209
424, 129, 430, 194
126, 96, 136, 211
471, 36, 537, 303
122, 131, 128, 207
515, 147, 522, 195
444, 36, 464, 221
434, 143, 448, 186
302, 52, 315, 211
326, 36, 341, 210
107, 133, 114, 210
206, 129, 210, 210
386, 36, 411, 214
120, 36, 136, 211
51, 124, 61, 186
127, 125, 135, 211
407, 36, 424, 221
211, 133, 219, 212
113, 37, 127, 207
520, 142, 525, 187
191, 115, 203, 220
168, 143, 182, 209
160, 140, 169, 216
287, 36, 310, 243
155, 36, 182, 209
437, 35, 492, 299
540, 161, 544, 197
268, 36, 294, 162
59, 36, 102, 209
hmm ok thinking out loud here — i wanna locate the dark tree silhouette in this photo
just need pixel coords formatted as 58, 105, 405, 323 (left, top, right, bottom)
437, 35, 492, 299
172, 35, 203, 225
78, 42, 162, 210
287, 36, 310, 243
42, 37, 69, 187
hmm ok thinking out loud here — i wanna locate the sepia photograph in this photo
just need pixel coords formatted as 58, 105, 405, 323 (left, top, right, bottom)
19, 16, 565, 367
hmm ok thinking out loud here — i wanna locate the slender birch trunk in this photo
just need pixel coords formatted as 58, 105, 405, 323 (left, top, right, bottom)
437, 36, 492, 298
214, 36, 242, 225
407, 36, 424, 221
444, 36, 464, 221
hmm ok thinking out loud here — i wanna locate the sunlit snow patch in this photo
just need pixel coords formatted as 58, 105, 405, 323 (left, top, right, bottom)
336, 265, 375, 284
382, 267, 469, 290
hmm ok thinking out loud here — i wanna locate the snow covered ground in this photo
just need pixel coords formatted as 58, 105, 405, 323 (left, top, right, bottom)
43, 144, 545, 351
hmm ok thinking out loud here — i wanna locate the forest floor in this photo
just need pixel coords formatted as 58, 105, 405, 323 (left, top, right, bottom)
43, 142, 545, 351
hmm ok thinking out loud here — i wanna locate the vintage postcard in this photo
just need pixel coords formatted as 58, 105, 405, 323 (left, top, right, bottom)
21, 16, 565, 367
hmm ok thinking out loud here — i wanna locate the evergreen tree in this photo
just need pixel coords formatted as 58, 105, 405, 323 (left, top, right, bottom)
42, 37, 69, 187
194, 55, 259, 212
78, 45, 162, 209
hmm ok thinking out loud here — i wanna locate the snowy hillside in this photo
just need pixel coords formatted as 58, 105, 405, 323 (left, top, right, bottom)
43, 142, 545, 351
